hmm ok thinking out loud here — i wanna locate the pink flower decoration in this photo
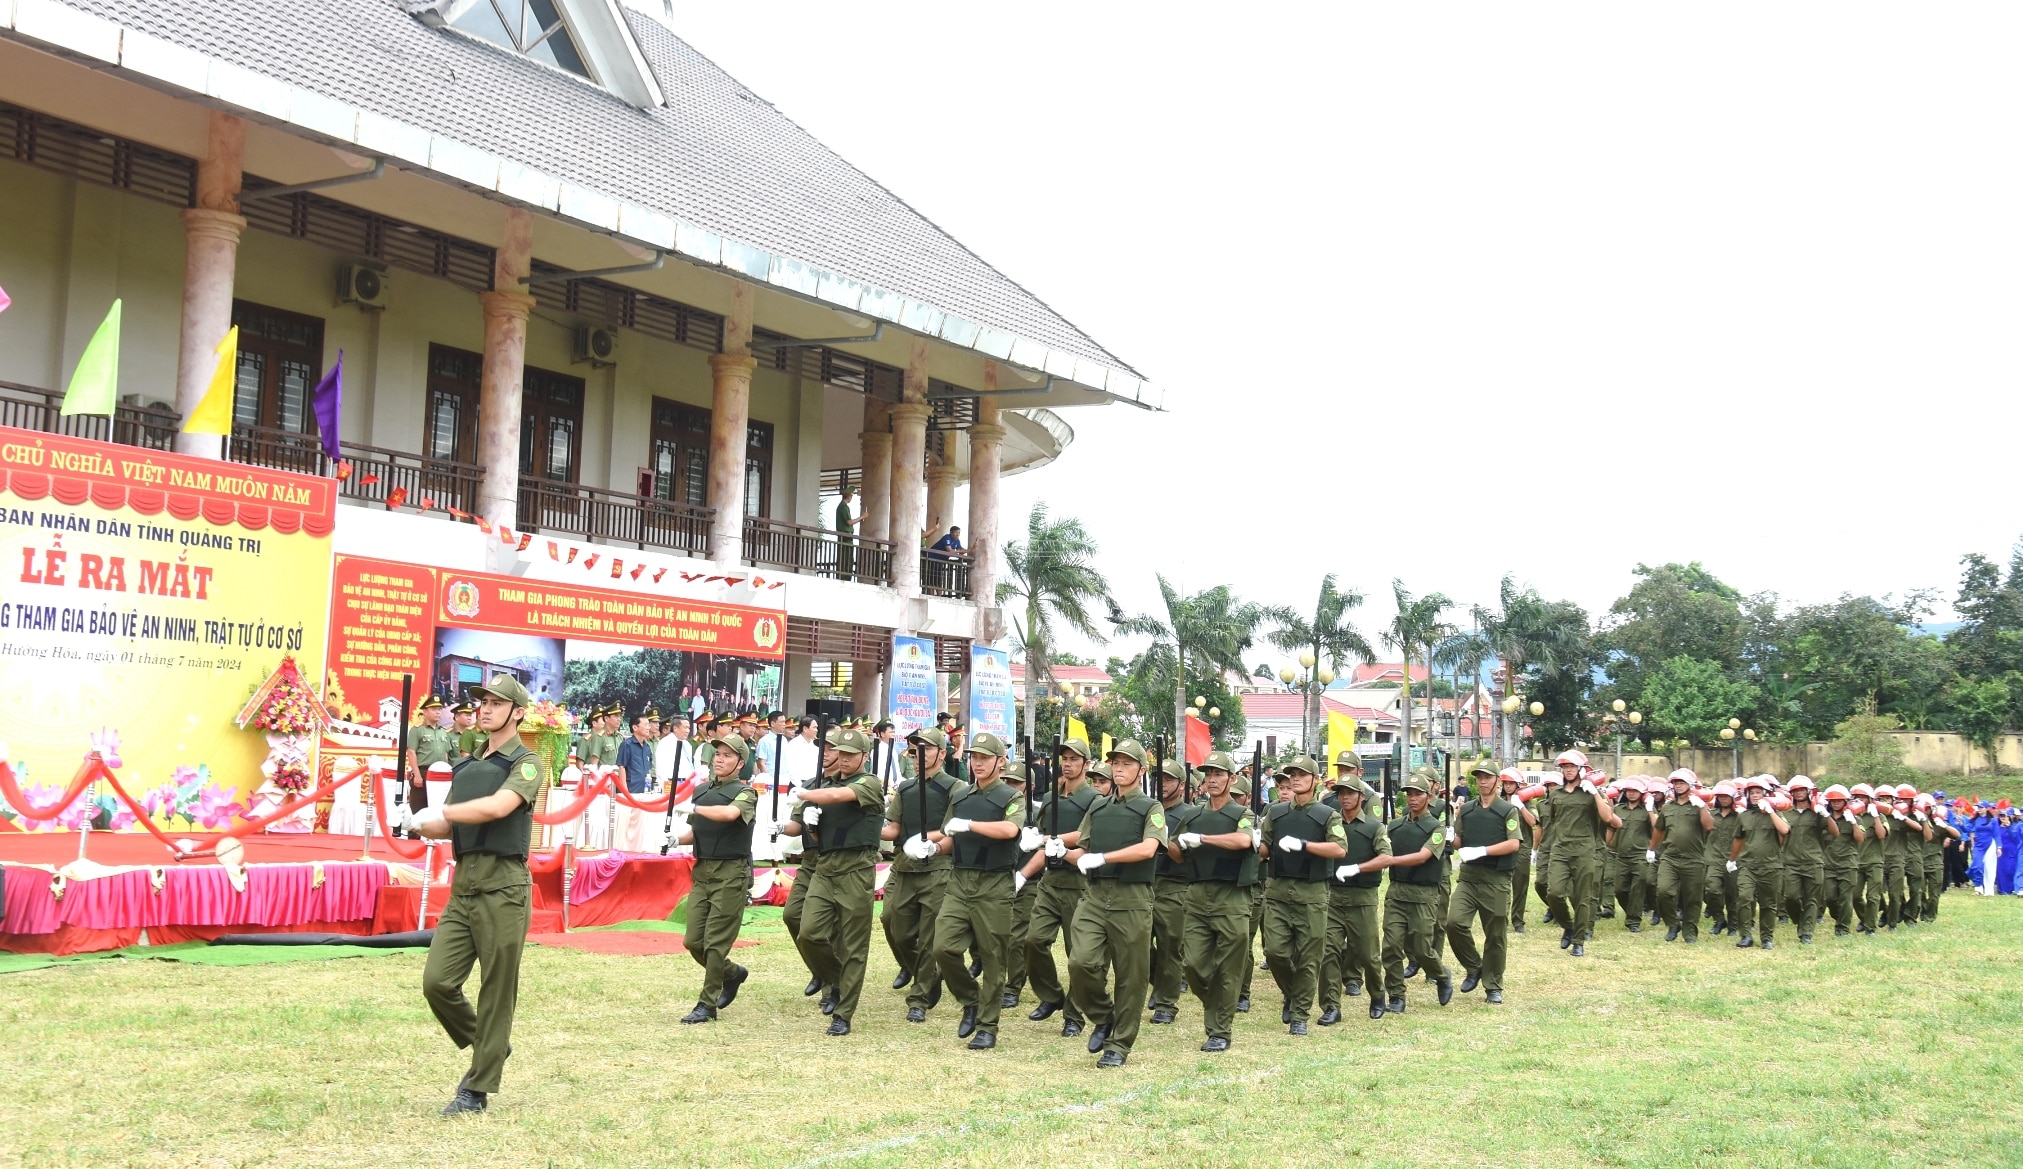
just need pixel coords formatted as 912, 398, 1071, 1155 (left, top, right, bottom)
88, 728, 123, 769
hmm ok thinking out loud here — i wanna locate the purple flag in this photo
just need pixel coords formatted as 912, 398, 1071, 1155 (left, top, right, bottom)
312, 349, 343, 462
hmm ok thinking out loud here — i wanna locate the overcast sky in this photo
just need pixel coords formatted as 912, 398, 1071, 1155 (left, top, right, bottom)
669, 3, 2023, 667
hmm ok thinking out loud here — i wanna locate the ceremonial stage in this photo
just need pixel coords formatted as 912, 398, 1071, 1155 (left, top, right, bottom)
0, 830, 696, 956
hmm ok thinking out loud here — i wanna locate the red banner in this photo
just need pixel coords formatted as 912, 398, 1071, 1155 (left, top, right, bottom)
436, 571, 785, 660
0, 425, 336, 535
324, 555, 439, 724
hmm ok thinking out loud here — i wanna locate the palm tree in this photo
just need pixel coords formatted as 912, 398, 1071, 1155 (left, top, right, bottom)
1116, 577, 1262, 749
1382, 581, 1453, 755
997, 503, 1114, 746
1264, 574, 1375, 756
1473, 574, 1585, 758
1434, 629, 1494, 753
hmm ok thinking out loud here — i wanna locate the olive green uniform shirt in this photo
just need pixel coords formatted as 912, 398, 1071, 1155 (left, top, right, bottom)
451, 747, 543, 894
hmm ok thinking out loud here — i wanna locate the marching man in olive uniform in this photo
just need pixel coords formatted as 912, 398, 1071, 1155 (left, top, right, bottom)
1649, 769, 1712, 942
410, 674, 542, 1116
792, 727, 885, 1036
1260, 755, 1346, 1035
882, 727, 965, 1022
1446, 765, 1523, 1005
1002, 761, 1042, 1010
670, 730, 758, 1023
1728, 776, 1788, 949
928, 733, 1024, 1049
1382, 774, 1452, 1012
1540, 750, 1622, 957
1319, 771, 1391, 1023
1065, 740, 1168, 1068
778, 728, 840, 1004
1175, 752, 1257, 1051
1021, 737, 1101, 1037
1500, 768, 1539, 933
1148, 757, 1198, 1026
1780, 776, 1830, 944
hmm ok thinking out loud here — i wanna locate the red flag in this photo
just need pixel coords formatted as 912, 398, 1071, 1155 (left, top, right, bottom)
447, 506, 469, 521
334, 460, 354, 481
516, 532, 533, 552
384, 486, 408, 511
610, 558, 624, 578
418, 496, 436, 511
583, 553, 599, 569
474, 516, 493, 534
499, 526, 515, 545
360, 472, 380, 486
1185, 716, 1212, 768
547, 541, 560, 561
651, 568, 667, 583
567, 546, 580, 564
630, 564, 646, 580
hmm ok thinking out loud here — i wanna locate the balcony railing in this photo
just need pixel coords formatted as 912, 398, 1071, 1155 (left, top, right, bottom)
228, 424, 485, 517
0, 380, 180, 449
742, 515, 894, 586
921, 552, 972, 600
518, 477, 713, 557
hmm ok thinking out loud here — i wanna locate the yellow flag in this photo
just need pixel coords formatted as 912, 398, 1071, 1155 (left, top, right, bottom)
182, 325, 239, 435
1067, 717, 1089, 746
1326, 712, 1358, 769
1099, 732, 1113, 760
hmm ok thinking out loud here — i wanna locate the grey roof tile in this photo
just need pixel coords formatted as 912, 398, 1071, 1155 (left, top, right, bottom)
50, 0, 1138, 375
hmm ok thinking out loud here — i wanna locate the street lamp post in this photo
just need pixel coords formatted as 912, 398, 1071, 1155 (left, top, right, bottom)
1717, 717, 1756, 778
1602, 698, 1642, 780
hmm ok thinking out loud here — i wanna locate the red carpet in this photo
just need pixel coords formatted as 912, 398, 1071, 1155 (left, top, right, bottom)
530, 930, 758, 956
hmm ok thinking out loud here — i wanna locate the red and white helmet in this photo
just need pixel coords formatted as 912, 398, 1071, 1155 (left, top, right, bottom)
1850, 783, 1874, 799
1712, 781, 1737, 800
1668, 768, 1698, 786
1542, 769, 1564, 787
1620, 776, 1645, 795
1787, 775, 1815, 792
1895, 783, 1918, 800
1822, 784, 1850, 801
1555, 749, 1588, 769
1498, 767, 1524, 786
1743, 775, 1769, 792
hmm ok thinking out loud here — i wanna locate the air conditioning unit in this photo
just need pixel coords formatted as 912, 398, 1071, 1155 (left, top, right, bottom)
576, 326, 618, 367
338, 264, 386, 309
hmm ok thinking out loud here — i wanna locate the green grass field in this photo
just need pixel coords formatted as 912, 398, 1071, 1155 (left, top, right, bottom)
4, 893, 2021, 1168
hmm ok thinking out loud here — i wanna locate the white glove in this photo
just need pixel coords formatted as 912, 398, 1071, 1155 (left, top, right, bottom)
1335, 863, 1361, 880
803, 806, 822, 827
669, 801, 694, 816
1530, 849, 1539, 866
1177, 831, 1204, 850
945, 817, 973, 834
1580, 780, 1598, 795
1645, 849, 1657, 864
1445, 827, 1459, 844
1843, 810, 1857, 824
1689, 794, 1706, 809
1044, 836, 1068, 858
1077, 852, 1106, 873
1276, 835, 1305, 853
1891, 810, 1905, 821
393, 804, 414, 832
1457, 846, 1486, 863
1014, 872, 1027, 894
1250, 828, 1263, 847
411, 807, 445, 830
1019, 826, 1044, 851
903, 834, 936, 861
1725, 859, 1738, 873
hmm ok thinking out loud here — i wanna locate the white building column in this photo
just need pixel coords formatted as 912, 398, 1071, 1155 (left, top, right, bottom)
172, 112, 246, 459
706, 283, 756, 565
888, 338, 931, 599
966, 391, 1005, 622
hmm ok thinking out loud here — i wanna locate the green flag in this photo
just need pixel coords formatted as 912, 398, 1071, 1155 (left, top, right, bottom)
61, 298, 121, 416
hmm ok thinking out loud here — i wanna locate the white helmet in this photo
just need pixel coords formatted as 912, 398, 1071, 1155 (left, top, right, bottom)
1555, 749, 1588, 769
1667, 767, 1698, 786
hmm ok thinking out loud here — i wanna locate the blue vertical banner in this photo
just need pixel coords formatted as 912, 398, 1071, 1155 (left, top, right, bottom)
889, 635, 937, 739
967, 644, 1014, 750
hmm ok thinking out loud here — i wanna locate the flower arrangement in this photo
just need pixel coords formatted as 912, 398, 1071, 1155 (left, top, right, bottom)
521, 701, 576, 732
140, 765, 247, 830
248, 658, 321, 734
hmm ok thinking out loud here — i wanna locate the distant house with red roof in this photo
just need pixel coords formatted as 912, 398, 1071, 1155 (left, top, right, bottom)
1239, 692, 1400, 753
1009, 662, 1113, 703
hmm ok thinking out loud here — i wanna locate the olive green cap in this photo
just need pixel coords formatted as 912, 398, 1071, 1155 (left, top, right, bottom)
470, 673, 533, 708
1226, 774, 1251, 797
1410, 766, 1442, 784
1202, 750, 1236, 774
1468, 761, 1499, 778
1333, 749, 1361, 769
1090, 761, 1113, 780
908, 727, 949, 750
1159, 758, 1184, 781
1058, 736, 1093, 760
1004, 761, 1028, 782
710, 732, 751, 763
1107, 738, 1148, 767
967, 732, 1007, 758
1403, 775, 1435, 796
834, 728, 871, 756
1283, 754, 1319, 777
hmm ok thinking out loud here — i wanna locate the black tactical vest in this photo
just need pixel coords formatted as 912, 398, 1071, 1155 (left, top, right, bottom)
1156, 802, 1198, 882
690, 778, 754, 861
1269, 800, 1334, 883
812, 769, 882, 852
950, 782, 1019, 872
1187, 800, 1258, 886
1388, 813, 1446, 885
1084, 794, 1159, 884
896, 772, 959, 842
1043, 782, 1102, 872
447, 743, 535, 861
1456, 799, 1517, 872
1332, 813, 1386, 888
